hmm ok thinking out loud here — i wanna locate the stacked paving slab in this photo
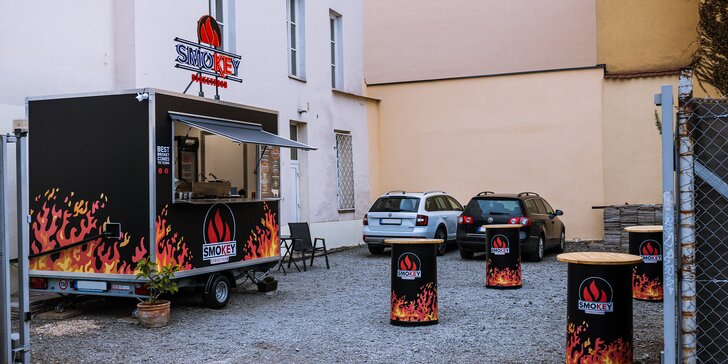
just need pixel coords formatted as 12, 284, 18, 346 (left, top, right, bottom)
602, 204, 662, 249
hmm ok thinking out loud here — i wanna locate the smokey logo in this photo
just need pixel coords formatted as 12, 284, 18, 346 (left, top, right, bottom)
490, 235, 510, 255
397, 253, 422, 280
578, 277, 614, 315
202, 204, 237, 264
639, 240, 662, 264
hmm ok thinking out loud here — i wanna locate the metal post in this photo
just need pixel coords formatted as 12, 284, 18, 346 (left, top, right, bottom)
677, 69, 696, 364
15, 130, 30, 364
0, 136, 10, 364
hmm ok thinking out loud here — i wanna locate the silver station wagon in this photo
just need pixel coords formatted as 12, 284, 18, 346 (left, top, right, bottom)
362, 191, 463, 256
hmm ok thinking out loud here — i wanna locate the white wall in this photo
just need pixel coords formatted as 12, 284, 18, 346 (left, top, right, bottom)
0, 0, 369, 265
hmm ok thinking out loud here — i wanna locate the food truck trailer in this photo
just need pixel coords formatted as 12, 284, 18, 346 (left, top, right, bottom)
25, 89, 313, 308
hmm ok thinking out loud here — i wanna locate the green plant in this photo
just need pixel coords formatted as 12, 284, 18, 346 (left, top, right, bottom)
654, 110, 662, 135
694, 0, 728, 96
135, 258, 180, 304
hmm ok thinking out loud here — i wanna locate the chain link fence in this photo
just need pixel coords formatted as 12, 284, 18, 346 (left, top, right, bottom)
684, 97, 728, 362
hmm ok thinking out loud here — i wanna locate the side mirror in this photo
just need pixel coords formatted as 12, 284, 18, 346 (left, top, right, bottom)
556, 209, 563, 216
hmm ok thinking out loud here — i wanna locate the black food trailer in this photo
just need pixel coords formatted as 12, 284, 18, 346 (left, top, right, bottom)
26, 89, 313, 308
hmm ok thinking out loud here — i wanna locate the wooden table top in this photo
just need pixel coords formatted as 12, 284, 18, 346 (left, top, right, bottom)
624, 225, 663, 233
482, 224, 523, 229
384, 239, 444, 245
557, 252, 643, 265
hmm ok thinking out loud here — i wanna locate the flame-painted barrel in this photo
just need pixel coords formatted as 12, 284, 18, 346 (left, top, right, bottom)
626, 225, 664, 302
484, 224, 522, 289
557, 252, 642, 364
384, 239, 442, 326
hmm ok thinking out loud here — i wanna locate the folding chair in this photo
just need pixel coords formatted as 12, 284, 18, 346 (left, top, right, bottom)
288, 222, 330, 271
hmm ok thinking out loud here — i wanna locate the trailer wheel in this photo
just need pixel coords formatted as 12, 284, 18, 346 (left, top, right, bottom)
203, 274, 231, 309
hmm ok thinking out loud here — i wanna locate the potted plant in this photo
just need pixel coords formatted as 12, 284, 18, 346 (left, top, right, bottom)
134, 258, 179, 328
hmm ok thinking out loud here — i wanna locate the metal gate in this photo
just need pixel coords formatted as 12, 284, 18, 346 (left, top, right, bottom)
674, 70, 728, 363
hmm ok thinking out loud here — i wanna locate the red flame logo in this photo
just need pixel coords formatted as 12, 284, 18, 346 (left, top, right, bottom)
206, 209, 232, 243
582, 280, 608, 302
492, 236, 507, 249
399, 255, 418, 271
198, 15, 221, 47
641, 241, 658, 256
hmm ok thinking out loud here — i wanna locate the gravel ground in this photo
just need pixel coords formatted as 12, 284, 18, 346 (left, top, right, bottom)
26, 242, 662, 363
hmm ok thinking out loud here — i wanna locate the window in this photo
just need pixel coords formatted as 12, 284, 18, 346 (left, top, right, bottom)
329, 11, 343, 88
540, 198, 555, 214
210, 0, 235, 52
425, 197, 438, 212
533, 199, 548, 215
286, 0, 305, 78
524, 199, 539, 214
289, 124, 299, 160
464, 199, 523, 218
370, 197, 419, 213
335, 132, 354, 210
445, 196, 463, 211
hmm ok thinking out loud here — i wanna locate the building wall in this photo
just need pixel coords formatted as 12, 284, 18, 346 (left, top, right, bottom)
602, 75, 677, 206
367, 68, 606, 239
364, 0, 596, 84
596, 0, 699, 74
0, 0, 370, 262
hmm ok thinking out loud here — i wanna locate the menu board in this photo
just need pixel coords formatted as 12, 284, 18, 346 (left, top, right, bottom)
259, 147, 280, 198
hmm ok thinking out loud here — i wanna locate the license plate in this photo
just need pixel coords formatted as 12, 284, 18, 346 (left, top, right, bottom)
477, 226, 486, 233
380, 218, 402, 225
75, 280, 107, 292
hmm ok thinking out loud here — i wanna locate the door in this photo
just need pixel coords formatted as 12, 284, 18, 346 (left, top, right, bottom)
539, 198, 559, 246
290, 161, 300, 222
442, 195, 462, 240
533, 198, 555, 247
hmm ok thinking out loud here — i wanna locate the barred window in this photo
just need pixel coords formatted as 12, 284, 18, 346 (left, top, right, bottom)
335, 132, 354, 211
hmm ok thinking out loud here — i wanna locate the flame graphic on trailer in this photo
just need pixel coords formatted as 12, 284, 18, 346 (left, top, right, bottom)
577, 278, 614, 315
29, 188, 148, 273
155, 205, 193, 270
396, 253, 422, 280
202, 204, 237, 264
566, 322, 632, 364
244, 202, 280, 260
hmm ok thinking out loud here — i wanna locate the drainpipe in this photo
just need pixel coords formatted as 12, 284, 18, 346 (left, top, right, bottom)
677, 68, 696, 364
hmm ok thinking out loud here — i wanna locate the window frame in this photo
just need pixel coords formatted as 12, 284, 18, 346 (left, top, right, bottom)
286, 0, 306, 79
210, 0, 235, 52
329, 10, 343, 89
335, 131, 354, 211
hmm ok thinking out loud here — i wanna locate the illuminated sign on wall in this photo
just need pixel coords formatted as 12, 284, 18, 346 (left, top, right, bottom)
174, 15, 242, 93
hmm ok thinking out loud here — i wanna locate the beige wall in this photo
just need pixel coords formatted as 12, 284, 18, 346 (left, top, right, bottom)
602, 76, 677, 206
597, 0, 699, 74
367, 69, 606, 239
364, 0, 596, 84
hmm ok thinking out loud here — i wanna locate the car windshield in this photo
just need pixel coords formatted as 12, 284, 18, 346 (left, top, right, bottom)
370, 197, 420, 212
464, 199, 522, 217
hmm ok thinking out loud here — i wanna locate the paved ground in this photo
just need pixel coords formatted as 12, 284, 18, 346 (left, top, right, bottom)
26, 242, 662, 363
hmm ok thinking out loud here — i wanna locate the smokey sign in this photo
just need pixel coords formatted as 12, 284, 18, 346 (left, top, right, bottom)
203, 241, 237, 264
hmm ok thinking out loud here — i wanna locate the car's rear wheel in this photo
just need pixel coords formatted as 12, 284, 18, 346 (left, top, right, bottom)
555, 230, 566, 253
368, 245, 386, 255
459, 248, 474, 259
435, 227, 447, 256
527, 235, 545, 262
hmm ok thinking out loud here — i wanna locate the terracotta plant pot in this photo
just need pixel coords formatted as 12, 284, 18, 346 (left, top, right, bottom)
136, 300, 171, 328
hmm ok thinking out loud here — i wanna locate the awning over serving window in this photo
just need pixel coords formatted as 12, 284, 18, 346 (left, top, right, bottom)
169, 112, 316, 150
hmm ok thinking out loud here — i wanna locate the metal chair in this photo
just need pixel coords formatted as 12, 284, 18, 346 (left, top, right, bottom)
287, 222, 330, 271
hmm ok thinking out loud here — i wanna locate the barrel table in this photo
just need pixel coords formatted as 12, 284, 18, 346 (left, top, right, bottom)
557, 252, 642, 364
384, 239, 442, 326
484, 224, 522, 289
625, 225, 664, 301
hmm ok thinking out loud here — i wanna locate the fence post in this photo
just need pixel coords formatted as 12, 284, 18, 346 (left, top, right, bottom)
0, 136, 10, 364
658, 84, 677, 364
677, 68, 696, 364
